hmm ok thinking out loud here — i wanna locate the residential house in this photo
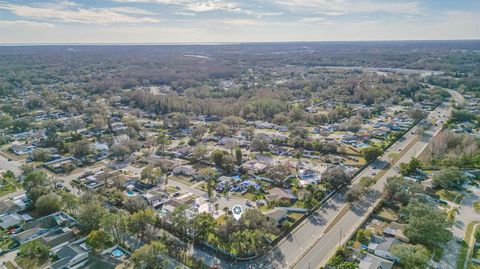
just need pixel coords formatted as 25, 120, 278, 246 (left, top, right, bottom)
266, 187, 297, 203
216, 176, 236, 192
383, 222, 409, 243
241, 160, 267, 175
10, 144, 36, 155
162, 193, 196, 214
172, 165, 196, 177
0, 212, 32, 230
265, 208, 290, 226
92, 142, 109, 156
0, 194, 27, 215
50, 237, 90, 269
83, 245, 131, 269
142, 188, 169, 208
13, 212, 79, 245
111, 122, 128, 132
297, 169, 321, 186
359, 253, 394, 269
44, 157, 79, 174
367, 236, 401, 262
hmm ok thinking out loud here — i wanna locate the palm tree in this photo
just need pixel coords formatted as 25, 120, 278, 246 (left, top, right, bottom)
294, 149, 303, 171
199, 168, 216, 198
156, 132, 170, 155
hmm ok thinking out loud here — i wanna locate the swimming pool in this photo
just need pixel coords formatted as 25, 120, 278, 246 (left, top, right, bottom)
126, 190, 137, 197
112, 248, 124, 258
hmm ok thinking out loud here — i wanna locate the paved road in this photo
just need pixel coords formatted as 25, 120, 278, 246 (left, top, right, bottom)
439, 184, 480, 269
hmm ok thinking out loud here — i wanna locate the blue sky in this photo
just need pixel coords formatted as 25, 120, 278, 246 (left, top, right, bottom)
0, 0, 479, 44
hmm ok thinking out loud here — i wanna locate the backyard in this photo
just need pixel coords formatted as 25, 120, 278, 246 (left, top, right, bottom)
436, 189, 465, 204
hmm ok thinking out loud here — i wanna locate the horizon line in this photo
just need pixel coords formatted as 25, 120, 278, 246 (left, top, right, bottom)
1, 38, 479, 46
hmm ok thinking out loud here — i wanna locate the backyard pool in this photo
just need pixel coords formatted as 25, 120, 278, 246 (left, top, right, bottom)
126, 190, 138, 197
112, 248, 124, 258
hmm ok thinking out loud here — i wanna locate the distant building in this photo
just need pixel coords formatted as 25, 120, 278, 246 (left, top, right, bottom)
10, 144, 36, 155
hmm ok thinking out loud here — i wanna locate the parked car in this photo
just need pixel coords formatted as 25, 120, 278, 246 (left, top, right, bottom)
256, 199, 266, 206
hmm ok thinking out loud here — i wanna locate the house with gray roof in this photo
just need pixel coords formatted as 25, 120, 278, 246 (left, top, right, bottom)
50, 237, 90, 269
359, 253, 394, 269
367, 236, 400, 262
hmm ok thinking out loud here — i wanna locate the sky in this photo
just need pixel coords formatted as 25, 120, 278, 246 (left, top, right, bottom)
0, 0, 479, 44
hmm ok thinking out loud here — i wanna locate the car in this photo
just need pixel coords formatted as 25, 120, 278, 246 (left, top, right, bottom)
7, 158, 12, 161
246, 200, 253, 207
55, 183, 64, 189
256, 200, 266, 206
172, 192, 181, 197
371, 170, 377, 176
175, 186, 181, 190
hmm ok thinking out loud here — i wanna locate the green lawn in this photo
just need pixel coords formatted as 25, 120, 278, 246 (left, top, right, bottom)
15, 256, 49, 269
376, 207, 398, 222
473, 201, 480, 214
472, 245, 480, 260
169, 175, 195, 186
458, 240, 470, 269
436, 189, 465, 204
0, 182, 16, 197
468, 263, 480, 269
195, 181, 207, 191
3, 261, 16, 269
287, 212, 306, 221
0, 237, 16, 251
458, 222, 480, 269
432, 246, 444, 262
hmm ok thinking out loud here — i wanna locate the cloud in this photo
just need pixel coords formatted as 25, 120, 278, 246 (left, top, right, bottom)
0, 2, 160, 24
272, 0, 422, 15
243, 11, 283, 18
173, 12, 197, 16
184, 1, 241, 12
109, 7, 155, 15
112, 0, 242, 13
0, 20, 55, 28
299, 17, 329, 24
111, 0, 281, 17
